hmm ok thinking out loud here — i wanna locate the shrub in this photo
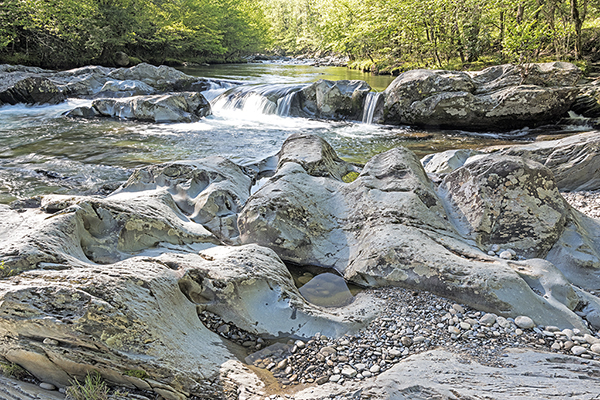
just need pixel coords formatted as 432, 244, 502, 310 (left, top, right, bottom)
65, 371, 109, 400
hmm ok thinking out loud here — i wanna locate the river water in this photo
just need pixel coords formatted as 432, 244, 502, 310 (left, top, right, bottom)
0, 62, 583, 203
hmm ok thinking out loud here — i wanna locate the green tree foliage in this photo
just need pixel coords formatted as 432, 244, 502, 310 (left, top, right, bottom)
0, 0, 270, 68
263, 0, 600, 69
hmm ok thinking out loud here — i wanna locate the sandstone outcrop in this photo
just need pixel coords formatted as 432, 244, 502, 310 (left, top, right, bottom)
239, 133, 600, 331
383, 62, 580, 130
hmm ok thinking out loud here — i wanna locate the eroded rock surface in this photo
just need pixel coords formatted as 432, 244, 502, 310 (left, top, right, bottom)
0, 77, 66, 106
383, 62, 580, 130
239, 133, 600, 331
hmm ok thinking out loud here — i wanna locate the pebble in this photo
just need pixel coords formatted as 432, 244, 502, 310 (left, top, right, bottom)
571, 346, 588, 356
42, 338, 59, 346
198, 286, 600, 390
479, 314, 497, 326
515, 316, 535, 329
40, 383, 56, 390
499, 251, 513, 260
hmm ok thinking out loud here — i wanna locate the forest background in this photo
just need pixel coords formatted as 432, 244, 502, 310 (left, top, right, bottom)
0, 0, 599, 74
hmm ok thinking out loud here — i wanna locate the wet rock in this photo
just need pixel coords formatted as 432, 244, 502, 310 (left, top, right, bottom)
383, 62, 580, 130
70, 92, 211, 123
289, 79, 372, 120
0, 77, 66, 105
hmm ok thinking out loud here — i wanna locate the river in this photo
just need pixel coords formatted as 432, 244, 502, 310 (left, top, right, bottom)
0, 62, 584, 203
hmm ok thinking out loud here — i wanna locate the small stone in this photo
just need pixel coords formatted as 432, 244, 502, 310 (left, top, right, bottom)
289, 374, 298, 382
40, 383, 56, 390
369, 365, 380, 373
545, 326, 561, 333
388, 349, 402, 357
551, 342, 562, 351
43, 338, 59, 346
459, 322, 471, 330
452, 304, 465, 314
563, 341, 575, 351
591, 343, 600, 354
285, 366, 293, 375
316, 376, 329, 385
499, 251, 513, 260
479, 314, 497, 327
413, 336, 426, 343
515, 329, 523, 335
571, 345, 588, 356
400, 336, 413, 347
491, 244, 501, 252
354, 363, 367, 371
266, 362, 276, 370
320, 346, 337, 356
295, 340, 305, 349
330, 374, 341, 382
584, 334, 600, 345
496, 316, 511, 329
242, 341, 255, 347
341, 367, 357, 378
362, 370, 373, 378
515, 316, 535, 329
217, 324, 230, 334
277, 359, 288, 370
448, 326, 460, 335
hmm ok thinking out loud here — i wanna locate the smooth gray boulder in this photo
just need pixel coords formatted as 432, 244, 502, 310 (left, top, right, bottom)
97, 79, 156, 97
67, 92, 211, 122
421, 148, 479, 174
239, 133, 600, 330
289, 79, 372, 120
383, 62, 580, 130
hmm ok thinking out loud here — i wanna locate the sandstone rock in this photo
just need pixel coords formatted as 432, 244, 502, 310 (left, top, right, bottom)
439, 154, 569, 258
239, 133, 595, 331
291, 348, 600, 400
70, 92, 211, 123
113, 157, 253, 242
571, 78, 600, 117
108, 63, 210, 92
0, 77, 66, 105
484, 131, 600, 192
289, 79, 372, 120
383, 62, 580, 130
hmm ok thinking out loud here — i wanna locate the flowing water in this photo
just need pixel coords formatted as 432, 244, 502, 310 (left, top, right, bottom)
0, 62, 587, 204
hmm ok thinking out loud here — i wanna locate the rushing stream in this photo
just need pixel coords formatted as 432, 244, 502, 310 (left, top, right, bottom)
0, 62, 587, 203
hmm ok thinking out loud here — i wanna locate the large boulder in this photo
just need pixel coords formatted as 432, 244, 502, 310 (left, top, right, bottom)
67, 92, 211, 122
239, 133, 600, 330
107, 63, 209, 92
0, 77, 66, 105
571, 78, 600, 117
383, 62, 580, 130
421, 131, 600, 192
439, 154, 569, 258
289, 79, 372, 120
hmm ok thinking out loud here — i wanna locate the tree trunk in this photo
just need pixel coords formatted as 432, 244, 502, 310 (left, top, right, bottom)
571, 0, 583, 59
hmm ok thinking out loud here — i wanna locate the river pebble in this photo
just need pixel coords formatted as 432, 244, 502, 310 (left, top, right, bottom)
197, 286, 600, 390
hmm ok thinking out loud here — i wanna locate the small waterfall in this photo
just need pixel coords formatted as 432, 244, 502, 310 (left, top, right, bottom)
362, 92, 384, 124
211, 84, 304, 115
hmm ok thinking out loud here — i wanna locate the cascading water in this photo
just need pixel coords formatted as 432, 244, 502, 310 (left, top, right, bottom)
362, 92, 384, 124
210, 84, 305, 116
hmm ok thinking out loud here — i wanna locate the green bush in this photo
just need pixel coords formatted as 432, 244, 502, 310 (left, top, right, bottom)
0, 362, 29, 380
